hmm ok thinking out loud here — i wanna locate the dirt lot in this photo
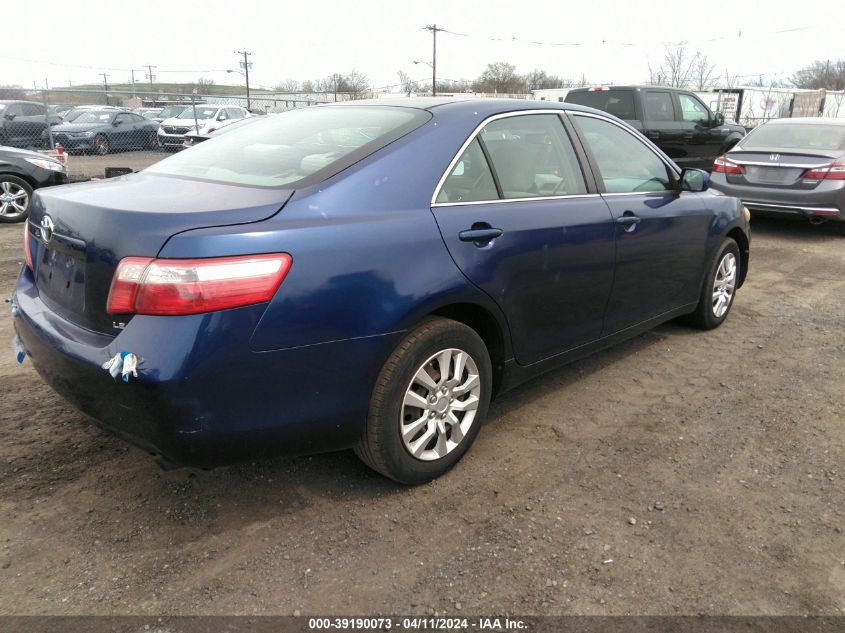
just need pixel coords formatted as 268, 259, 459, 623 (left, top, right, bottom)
0, 216, 843, 616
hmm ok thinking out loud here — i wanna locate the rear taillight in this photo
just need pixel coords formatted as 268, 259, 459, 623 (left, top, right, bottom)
803, 162, 845, 180
712, 155, 746, 175
106, 253, 292, 316
24, 222, 33, 270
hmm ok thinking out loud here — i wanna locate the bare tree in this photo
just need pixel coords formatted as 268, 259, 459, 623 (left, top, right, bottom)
397, 70, 418, 96
524, 69, 565, 91
301, 80, 315, 93
473, 62, 524, 94
720, 69, 741, 89
196, 77, 215, 94
692, 54, 717, 91
659, 45, 697, 88
275, 79, 301, 93
345, 69, 370, 99
791, 59, 845, 90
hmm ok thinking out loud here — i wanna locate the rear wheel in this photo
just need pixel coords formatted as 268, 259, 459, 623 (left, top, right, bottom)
687, 238, 740, 330
355, 318, 492, 484
0, 175, 33, 223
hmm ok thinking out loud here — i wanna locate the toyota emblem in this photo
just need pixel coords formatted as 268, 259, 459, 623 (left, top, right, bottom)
40, 215, 54, 243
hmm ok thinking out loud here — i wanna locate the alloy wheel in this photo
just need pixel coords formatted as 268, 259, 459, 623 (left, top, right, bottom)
399, 348, 481, 461
0, 181, 29, 218
712, 252, 737, 318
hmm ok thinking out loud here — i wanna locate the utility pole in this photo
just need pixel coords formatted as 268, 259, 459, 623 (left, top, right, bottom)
236, 50, 252, 111
424, 24, 445, 96
130, 68, 136, 98
100, 73, 110, 106
144, 64, 157, 89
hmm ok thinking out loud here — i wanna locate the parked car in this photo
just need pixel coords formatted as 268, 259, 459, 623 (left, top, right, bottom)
0, 146, 66, 223
13, 99, 750, 483
565, 86, 746, 171
181, 114, 264, 149
46, 110, 159, 155
157, 105, 249, 149
144, 104, 188, 123
709, 118, 845, 235
0, 100, 61, 149
62, 105, 121, 123
139, 108, 163, 120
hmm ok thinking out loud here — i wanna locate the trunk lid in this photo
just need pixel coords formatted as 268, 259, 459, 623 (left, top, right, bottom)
726, 149, 844, 188
28, 172, 292, 335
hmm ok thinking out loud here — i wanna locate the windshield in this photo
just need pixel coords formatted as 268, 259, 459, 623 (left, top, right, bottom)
142, 110, 161, 119
73, 111, 114, 124
741, 122, 845, 151
147, 106, 430, 187
177, 107, 217, 120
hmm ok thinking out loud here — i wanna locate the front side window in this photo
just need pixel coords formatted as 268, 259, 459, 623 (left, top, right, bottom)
74, 111, 113, 124
436, 139, 498, 203
574, 115, 676, 194
481, 114, 586, 198
147, 106, 429, 188
21, 103, 45, 116
644, 92, 675, 122
678, 94, 709, 124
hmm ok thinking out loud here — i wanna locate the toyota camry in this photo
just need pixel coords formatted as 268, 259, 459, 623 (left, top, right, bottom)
12, 99, 750, 484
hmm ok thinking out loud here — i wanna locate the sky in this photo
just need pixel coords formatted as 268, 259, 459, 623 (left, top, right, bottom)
3, 0, 845, 92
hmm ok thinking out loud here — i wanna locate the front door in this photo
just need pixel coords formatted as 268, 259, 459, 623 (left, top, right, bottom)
676, 92, 724, 170
431, 112, 616, 365
569, 112, 712, 335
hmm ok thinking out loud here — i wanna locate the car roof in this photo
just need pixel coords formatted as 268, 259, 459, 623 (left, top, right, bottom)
567, 85, 691, 93
321, 97, 604, 118
0, 100, 35, 105
762, 117, 845, 126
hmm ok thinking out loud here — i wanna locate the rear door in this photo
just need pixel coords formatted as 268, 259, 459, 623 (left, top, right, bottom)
569, 112, 712, 334
641, 90, 686, 163
431, 111, 616, 365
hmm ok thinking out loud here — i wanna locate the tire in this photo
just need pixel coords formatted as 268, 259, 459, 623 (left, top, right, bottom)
0, 175, 34, 223
355, 317, 492, 485
145, 131, 159, 150
91, 134, 110, 156
686, 238, 741, 330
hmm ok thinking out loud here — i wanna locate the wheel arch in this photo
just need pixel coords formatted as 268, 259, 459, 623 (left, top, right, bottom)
427, 302, 510, 398
0, 170, 37, 190
726, 227, 749, 287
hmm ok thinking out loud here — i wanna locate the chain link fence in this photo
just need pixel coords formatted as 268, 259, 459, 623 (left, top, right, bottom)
2, 88, 335, 181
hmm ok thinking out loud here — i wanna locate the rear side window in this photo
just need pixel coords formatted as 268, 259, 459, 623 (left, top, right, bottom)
644, 92, 675, 121
21, 103, 45, 116
435, 139, 498, 203
147, 106, 430, 188
565, 90, 636, 120
574, 115, 675, 193
481, 114, 586, 198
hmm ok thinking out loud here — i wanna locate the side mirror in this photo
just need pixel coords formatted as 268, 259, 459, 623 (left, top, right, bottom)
5, 113, 15, 120
681, 168, 710, 192
112, 119, 121, 126
713, 112, 725, 127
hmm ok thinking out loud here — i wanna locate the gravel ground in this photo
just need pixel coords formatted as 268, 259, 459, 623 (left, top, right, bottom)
0, 215, 843, 616
65, 150, 168, 181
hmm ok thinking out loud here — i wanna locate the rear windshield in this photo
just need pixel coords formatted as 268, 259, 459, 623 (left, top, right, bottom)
146, 106, 431, 188
565, 90, 636, 119
741, 122, 845, 151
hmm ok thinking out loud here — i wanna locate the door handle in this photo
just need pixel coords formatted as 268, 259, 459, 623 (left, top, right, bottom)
459, 227, 503, 243
616, 212, 641, 232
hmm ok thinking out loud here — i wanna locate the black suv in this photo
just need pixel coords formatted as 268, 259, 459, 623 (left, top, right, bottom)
0, 100, 60, 149
565, 86, 746, 171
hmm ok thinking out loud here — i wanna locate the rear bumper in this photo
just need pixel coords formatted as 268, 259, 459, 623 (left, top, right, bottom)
13, 267, 400, 468
710, 176, 845, 221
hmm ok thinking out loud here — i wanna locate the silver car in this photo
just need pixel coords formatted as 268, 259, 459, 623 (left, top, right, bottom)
709, 118, 845, 235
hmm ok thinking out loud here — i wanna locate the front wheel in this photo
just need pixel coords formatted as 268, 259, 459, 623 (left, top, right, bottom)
0, 175, 34, 223
355, 318, 492, 484
687, 238, 741, 330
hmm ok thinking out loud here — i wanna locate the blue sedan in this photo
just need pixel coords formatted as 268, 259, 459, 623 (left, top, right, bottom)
12, 99, 750, 483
